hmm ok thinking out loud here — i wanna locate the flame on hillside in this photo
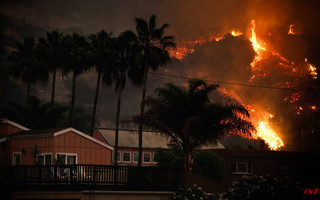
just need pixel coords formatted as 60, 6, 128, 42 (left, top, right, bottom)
168, 20, 320, 151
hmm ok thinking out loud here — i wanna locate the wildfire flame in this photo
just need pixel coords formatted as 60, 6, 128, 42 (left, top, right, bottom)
256, 121, 284, 150
249, 20, 266, 68
169, 20, 301, 150
170, 30, 243, 60
305, 58, 317, 79
288, 24, 295, 35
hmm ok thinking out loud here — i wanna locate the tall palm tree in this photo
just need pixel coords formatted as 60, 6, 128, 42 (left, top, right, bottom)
63, 33, 90, 126
8, 37, 49, 108
134, 79, 255, 170
38, 31, 67, 106
134, 15, 176, 166
113, 30, 143, 166
89, 30, 115, 133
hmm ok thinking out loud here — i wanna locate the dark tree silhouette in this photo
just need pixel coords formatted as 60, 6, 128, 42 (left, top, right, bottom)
89, 30, 115, 133
133, 15, 176, 166
8, 37, 49, 108
38, 31, 67, 106
133, 79, 255, 170
112, 30, 143, 166
63, 33, 90, 127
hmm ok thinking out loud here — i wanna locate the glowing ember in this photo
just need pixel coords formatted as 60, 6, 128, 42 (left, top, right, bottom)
256, 121, 284, 150
231, 30, 243, 37
305, 58, 317, 79
170, 30, 243, 60
288, 24, 295, 35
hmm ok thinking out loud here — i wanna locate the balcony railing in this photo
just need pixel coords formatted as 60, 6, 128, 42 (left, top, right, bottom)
0, 165, 184, 191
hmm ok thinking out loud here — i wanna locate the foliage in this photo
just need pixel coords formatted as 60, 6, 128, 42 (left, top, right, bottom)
134, 79, 255, 170
192, 151, 225, 183
154, 148, 183, 168
171, 186, 219, 200
1, 96, 93, 134
223, 175, 302, 200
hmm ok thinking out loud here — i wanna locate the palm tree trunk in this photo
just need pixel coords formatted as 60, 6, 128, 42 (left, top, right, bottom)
114, 75, 124, 184
70, 71, 76, 127
51, 67, 57, 106
91, 72, 101, 134
138, 64, 149, 167
26, 80, 31, 109
114, 75, 124, 168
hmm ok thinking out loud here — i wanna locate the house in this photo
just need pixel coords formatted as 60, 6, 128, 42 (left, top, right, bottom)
93, 128, 225, 166
0, 120, 114, 166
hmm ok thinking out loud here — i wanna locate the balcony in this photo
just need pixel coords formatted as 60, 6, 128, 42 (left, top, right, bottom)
0, 165, 185, 191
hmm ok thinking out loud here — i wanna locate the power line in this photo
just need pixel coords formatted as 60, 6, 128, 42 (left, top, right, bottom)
149, 71, 319, 93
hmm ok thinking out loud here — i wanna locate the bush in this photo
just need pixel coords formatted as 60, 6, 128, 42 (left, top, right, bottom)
154, 148, 183, 168
171, 186, 220, 200
192, 151, 225, 183
223, 175, 302, 200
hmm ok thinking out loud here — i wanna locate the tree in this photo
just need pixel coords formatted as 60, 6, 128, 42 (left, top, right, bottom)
37, 31, 67, 106
193, 151, 225, 183
113, 30, 144, 166
89, 30, 115, 133
133, 15, 176, 166
8, 37, 49, 108
63, 33, 90, 126
134, 79, 255, 170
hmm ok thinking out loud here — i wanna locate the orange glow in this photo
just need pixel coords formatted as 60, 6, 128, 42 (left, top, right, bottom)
288, 24, 295, 35
231, 30, 243, 37
170, 30, 243, 60
249, 20, 266, 68
305, 58, 317, 79
256, 121, 284, 150
248, 107, 284, 150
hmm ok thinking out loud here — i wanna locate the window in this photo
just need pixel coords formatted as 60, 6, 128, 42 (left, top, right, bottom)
232, 162, 253, 174
112, 151, 121, 163
143, 152, 151, 163
153, 152, 157, 164
123, 152, 131, 162
56, 153, 77, 165
13, 152, 21, 165
37, 154, 52, 165
133, 152, 138, 163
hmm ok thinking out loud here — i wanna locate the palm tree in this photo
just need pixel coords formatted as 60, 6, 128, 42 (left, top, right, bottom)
134, 15, 176, 166
133, 79, 255, 170
63, 33, 90, 126
89, 30, 115, 133
38, 31, 67, 106
8, 37, 49, 108
113, 30, 144, 166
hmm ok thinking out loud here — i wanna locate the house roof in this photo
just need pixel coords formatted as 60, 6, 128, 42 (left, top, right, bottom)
96, 128, 225, 149
0, 119, 30, 131
10, 127, 114, 150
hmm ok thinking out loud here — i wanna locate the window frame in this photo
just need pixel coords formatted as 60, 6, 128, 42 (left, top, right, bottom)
122, 152, 131, 163
133, 152, 138, 163
55, 153, 77, 165
152, 152, 157, 164
232, 162, 253, 174
143, 152, 151, 163
112, 151, 121, 163
37, 153, 52, 165
12, 152, 21, 165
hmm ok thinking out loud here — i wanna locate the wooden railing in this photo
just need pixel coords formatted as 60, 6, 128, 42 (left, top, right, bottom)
0, 165, 184, 191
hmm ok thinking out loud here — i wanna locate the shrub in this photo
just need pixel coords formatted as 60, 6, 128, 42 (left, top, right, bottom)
171, 186, 220, 200
223, 175, 302, 200
192, 151, 225, 183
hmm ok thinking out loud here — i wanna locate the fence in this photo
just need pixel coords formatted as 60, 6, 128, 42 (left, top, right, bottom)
0, 165, 184, 191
